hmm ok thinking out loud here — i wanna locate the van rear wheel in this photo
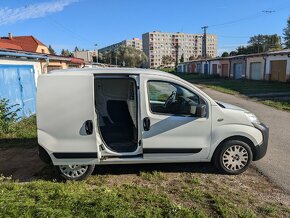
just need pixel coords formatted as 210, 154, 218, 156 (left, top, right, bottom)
56, 165, 95, 180
213, 140, 252, 175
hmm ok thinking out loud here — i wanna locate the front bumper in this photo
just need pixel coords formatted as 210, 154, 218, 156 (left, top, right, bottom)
252, 123, 269, 161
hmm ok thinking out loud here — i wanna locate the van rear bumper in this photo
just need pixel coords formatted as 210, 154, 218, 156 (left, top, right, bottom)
252, 123, 269, 161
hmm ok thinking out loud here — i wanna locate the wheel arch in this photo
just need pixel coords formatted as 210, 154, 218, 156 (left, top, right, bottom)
38, 145, 52, 164
211, 135, 257, 162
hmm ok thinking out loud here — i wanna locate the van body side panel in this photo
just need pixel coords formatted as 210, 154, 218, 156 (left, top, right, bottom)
37, 74, 99, 165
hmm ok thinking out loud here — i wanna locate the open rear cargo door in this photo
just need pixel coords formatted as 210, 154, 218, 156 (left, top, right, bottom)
37, 74, 99, 165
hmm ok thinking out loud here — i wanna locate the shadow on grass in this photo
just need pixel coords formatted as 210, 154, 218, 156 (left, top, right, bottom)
93, 162, 218, 175
0, 138, 38, 149
35, 162, 219, 182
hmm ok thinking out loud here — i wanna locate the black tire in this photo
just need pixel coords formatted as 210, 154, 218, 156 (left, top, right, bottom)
213, 140, 253, 175
55, 165, 95, 181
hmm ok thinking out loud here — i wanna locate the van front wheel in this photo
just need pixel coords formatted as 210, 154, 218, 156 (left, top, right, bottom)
213, 140, 253, 175
56, 165, 95, 180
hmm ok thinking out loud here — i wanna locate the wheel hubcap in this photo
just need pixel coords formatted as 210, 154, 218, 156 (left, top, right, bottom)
222, 145, 249, 171
59, 165, 88, 178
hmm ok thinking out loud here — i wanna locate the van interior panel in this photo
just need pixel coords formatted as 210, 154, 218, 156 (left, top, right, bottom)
94, 78, 138, 153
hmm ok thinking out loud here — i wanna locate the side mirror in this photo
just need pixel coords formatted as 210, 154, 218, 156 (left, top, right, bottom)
195, 105, 207, 118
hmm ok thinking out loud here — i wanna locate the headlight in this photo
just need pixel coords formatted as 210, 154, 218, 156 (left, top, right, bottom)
245, 112, 260, 124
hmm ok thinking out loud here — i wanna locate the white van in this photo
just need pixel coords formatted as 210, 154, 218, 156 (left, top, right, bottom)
37, 68, 268, 180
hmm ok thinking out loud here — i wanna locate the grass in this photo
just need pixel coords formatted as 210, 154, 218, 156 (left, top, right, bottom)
171, 72, 290, 112
261, 99, 290, 112
139, 171, 165, 182
0, 115, 37, 148
0, 170, 289, 218
159, 67, 176, 73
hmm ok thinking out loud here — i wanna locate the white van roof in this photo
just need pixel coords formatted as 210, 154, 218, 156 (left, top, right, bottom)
48, 67, 179, 79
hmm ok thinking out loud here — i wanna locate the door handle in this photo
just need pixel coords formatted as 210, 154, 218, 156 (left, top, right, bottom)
143, 117, 151, 131
85, 120, 93, 135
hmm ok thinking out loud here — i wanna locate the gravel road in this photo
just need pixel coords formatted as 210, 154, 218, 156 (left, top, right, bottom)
201, 86, 290, 194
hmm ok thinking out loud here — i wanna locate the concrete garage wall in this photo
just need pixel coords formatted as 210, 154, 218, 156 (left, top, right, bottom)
0, 59, 42, 86
246, 56, 265, 80
265, 55, 290, 82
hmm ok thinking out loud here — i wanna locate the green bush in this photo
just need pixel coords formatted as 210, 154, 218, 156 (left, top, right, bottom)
0, 98, 20, 134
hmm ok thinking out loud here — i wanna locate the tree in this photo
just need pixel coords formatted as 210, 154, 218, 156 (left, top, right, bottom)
229, 51, 238, 56
283, 16, 290, 48
61, 49, 72, 57
189, 55, 196, 60
48, 45, 55, 55
229, 34, 283, 56
162, 55, 175, 66
74, 46, 80, 52
100, 46, 148, 68
248, 34, 281, 52
180, 53, 184, 63
221, 52, 229, 57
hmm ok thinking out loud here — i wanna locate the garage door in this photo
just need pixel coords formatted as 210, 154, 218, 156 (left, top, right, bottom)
221, 64, 229, 77
250, 62, 262, 80
196, 63, 201, 73
270, 60, 287, 82
204, 63, 209, 74
234, 63, 243, 79
0, 65, 36, 117
212, 64, 218, 74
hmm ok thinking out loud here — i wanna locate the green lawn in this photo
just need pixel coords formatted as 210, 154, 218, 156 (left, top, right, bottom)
0, 115, 37, 148
0, 169, 289, 218
172, 73, 290, 112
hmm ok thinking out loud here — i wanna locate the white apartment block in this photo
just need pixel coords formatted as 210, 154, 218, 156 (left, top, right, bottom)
142, 31, 217, 68
99, 38, 143, 53
73, 50, 96, 63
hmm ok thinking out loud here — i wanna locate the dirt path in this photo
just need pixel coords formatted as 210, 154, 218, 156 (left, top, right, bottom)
200, 86, 290, 194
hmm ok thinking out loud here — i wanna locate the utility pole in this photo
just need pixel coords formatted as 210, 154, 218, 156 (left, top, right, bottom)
94, 43, 98, 63
175, 44, 180, 68
201, 26, 208, 59
201, 26, 208, 74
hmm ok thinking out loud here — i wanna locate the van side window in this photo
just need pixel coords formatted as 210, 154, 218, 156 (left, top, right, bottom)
147, 81, 203, 116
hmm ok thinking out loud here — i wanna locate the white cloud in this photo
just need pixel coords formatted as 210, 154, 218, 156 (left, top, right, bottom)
0, 0, 78, 26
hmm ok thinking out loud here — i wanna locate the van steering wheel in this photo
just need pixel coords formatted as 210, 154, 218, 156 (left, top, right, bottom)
164, 91, 176, 108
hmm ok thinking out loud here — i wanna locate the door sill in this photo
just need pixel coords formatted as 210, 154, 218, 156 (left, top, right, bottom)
102, 154, 143, 159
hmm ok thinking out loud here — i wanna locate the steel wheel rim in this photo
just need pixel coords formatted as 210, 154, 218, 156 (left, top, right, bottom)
59, 165, 88, 178
222, 145, 249, 171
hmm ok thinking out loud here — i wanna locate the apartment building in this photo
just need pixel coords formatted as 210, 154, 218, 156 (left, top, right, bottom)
73, 50, 97, 63
99, 38, 143, 53
142, 31, 217, 68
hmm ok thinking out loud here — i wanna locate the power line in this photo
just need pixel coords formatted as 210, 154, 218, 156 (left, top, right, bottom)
207, 4, 290, 29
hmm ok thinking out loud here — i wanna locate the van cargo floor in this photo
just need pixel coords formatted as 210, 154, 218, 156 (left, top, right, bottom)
106, 142, 137, 153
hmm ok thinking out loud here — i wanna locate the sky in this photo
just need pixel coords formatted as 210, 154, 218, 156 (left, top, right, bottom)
0, 0, 289, 55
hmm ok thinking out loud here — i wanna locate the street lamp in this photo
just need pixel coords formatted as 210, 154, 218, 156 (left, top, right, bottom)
94, 43, 99, 63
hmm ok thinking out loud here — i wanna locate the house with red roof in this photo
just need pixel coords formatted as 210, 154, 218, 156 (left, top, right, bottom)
0, 33, 50, 54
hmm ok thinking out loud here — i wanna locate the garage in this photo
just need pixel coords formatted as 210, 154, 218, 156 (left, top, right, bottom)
270, 60, 287, 82
0, 64, 36, 117
221, 64, 229, 77
188, 63, 195, 73
234, 63, 243, 79
250, 62, 262, 80
212, 64, 218, 74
